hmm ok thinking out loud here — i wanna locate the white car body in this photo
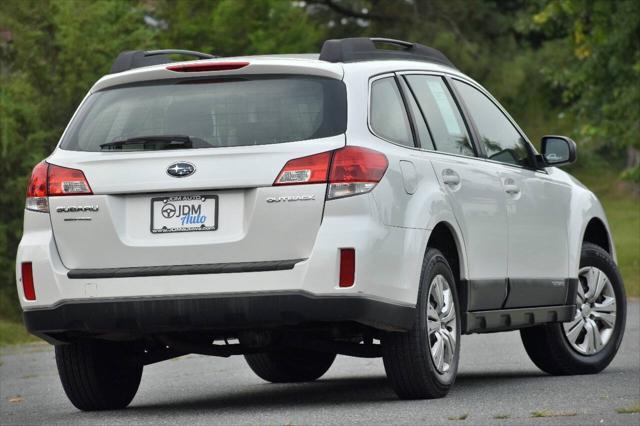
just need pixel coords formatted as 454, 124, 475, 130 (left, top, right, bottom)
17, 49, 615, 340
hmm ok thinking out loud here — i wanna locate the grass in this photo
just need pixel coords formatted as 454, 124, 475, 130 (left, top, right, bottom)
447, 414, 468, 421
573, 166, 640, 298
531, 410, 577, 418
602, 195, 640, 298
0, 318, 37, 347
616, 403, 640, 414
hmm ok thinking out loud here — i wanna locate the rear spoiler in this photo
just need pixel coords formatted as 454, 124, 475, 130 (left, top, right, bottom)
110, 50, 216, 74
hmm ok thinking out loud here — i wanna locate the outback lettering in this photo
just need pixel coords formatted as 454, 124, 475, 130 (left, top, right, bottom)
266, 195, 316, 203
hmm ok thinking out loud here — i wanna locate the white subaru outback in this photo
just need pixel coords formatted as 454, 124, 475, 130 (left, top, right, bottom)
16, 37, 626, 410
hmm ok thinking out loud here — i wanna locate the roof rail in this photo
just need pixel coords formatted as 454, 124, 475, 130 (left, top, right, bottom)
319, 37, 455, 68
109, 49, 217, 74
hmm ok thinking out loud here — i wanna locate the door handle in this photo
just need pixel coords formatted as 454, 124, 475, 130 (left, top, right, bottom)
504, 184, 520, 194
442, 169, 461, 186
503, 178, 520, 195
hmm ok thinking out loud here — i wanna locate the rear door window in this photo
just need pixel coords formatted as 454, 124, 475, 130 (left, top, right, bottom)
398, 77, 435, 150
369, 77, 414, 147
404, 75, 475, 157
60, 76, 347, 152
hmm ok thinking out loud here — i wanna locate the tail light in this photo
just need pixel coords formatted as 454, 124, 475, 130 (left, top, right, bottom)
328, 146, 388, 199
21, 262, 36, 301
25, 161, 49, 212
274, 151, 331, 185
25, 161, 93, 213
274, 146, 388, 199
47, 164, 92, 196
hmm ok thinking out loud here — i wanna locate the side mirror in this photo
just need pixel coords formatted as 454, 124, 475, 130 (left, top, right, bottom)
541, 135, 576, 167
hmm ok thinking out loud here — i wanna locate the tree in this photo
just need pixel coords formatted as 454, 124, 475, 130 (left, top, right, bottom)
530, 0, 640, 178
0, 0, 326, 319
155, 0, 324, 56
0, 0, 637, 320
0, 0, 155, 318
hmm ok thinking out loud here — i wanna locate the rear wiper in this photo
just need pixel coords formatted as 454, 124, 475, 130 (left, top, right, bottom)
100, 135, 193, 151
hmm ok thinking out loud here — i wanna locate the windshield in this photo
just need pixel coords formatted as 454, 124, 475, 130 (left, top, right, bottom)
60, 76, 347, 152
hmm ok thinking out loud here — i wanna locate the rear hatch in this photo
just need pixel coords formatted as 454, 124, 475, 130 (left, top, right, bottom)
47, 67, 346, 270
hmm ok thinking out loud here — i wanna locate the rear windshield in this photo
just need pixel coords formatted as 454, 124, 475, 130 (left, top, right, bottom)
60, 76, 347, 152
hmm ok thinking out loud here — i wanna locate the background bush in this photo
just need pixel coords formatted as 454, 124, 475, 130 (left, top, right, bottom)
1, 0, 638, 321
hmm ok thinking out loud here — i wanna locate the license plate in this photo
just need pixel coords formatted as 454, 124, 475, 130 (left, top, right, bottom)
150, 194, 218, 234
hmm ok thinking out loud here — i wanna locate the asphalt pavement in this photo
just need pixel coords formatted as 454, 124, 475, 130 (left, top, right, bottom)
1, 302, 638, 425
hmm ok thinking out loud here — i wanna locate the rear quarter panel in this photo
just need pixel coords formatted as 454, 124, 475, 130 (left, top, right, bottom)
342, 66, 469, 282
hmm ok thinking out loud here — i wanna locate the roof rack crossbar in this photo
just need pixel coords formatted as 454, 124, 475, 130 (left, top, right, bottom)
319, 37, 455, 68
109, 49, 217, 74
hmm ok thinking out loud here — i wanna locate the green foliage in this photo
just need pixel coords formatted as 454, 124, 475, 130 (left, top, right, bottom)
621, 165, 640, 184
616, 403, 640, 415
531, 0, 640, 153
155, 0, 324, 55
0, 0, 638, 320
0, 0, 158, 318
0, 318, 38, 347
573, 164, 640, 298
0, 0, 324, 318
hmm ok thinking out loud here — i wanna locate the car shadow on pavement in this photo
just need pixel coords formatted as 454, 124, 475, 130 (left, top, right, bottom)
131, 376, 397, 412
127, 371, 552, 413
456, 370, 547, 384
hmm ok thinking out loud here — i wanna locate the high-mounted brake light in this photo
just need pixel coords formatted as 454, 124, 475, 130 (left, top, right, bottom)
25, 162, 93, 213
166, 61, 250, 72
273, 147, 388, 199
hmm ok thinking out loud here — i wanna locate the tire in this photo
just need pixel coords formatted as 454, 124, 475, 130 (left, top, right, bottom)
55, 340, 143, 411
244, 347, 336, 383
382, 248, 461, 399
520, 242, 627, 375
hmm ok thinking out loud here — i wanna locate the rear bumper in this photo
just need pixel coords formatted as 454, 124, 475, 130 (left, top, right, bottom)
17, 193, 428, 342
23, 291, 415, 343
17, 200, 428, 313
